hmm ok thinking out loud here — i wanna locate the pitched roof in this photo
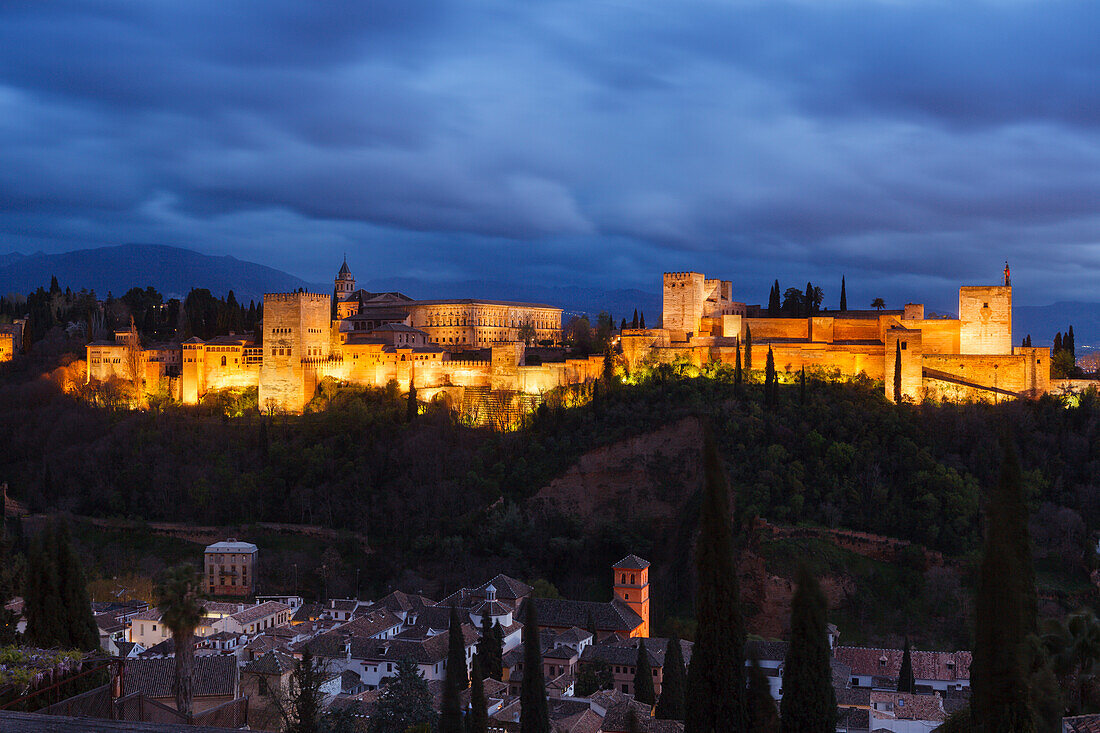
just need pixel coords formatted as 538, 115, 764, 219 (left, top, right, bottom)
1064, 714, 1100, 733
122, 656, 238, 699
338, 260, 352, 276
300, 608, 406, 658
204, 539, 257, 553
243, 650, 298, 676
529, 597, 643, 634
371, 590, 435, 614
612, 555, 650, 570
231, 601, 290, 625
581, 637, 693, 669
835, 646, 971, 682
868, 691, 946, 722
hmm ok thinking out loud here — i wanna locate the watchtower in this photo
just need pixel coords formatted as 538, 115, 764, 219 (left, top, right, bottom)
613, 554, 651, 638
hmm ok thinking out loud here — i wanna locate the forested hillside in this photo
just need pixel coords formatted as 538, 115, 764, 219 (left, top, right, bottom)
1, 357, 1097, 647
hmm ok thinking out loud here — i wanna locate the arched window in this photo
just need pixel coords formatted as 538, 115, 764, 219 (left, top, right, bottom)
221, 356, 227, 367
630, 574, 635, 584
621, 573, 626, 584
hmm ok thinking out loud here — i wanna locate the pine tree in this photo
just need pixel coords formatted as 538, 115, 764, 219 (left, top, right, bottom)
685, 427, 746, 733
746, 655, 780, 733
634, 640, 656, 706
369, 657, 436, 733
744, 327, 752, 372
779, 565, 837, 733
655, 634, 686, 720
893, 340, 903, 403
632, 309, 639, 329
440, 607, 467, 733
839, 276, 847, 312
477, 613, 503, 680
469, 654, 489, 733
157, 564, 207, 721
520, 601, 551, 733
970, 437, 1037, 731
897, 638, 915, 693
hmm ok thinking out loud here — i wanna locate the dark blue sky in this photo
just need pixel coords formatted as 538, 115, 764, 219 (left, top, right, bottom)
2, 0, 1099, 309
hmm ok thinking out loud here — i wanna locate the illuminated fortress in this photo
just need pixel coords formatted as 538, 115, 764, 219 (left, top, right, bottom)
85, 260, 1054, 411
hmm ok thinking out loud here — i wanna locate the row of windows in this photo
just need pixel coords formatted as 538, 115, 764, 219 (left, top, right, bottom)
272, 328, 292, 334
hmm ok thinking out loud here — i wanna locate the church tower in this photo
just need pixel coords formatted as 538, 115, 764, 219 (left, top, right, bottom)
335, 257, 355, 297
613, 554, 651, 638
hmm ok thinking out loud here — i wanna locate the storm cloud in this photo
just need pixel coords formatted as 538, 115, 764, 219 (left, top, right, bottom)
1, 0, 1099, 309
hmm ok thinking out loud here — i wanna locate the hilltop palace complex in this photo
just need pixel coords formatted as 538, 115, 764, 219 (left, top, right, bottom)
82, 260, 1055, 412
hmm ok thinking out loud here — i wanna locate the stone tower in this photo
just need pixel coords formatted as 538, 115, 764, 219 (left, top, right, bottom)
335, 257, 355, 297
613, 554, 650, 638
959, 284, 1012, 355
258, 292, 333, 412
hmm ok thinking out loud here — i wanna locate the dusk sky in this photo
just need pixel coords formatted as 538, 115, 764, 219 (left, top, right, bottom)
2, 0, 1100, 309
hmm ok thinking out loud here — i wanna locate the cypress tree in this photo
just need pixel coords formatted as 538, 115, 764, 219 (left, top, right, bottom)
1067, 325, 1076, 359
620, 318, 627, 331
893, 340, 903, 402
633, 640, 655, 706
407, 382, 418, 422
764, 348, 776, 409
632, 309, 639, 329
639, 312, 645, 329
520, 601, 551, 733
744, 327, 752, 372
55, 521, 99, 651
685, 427, 746, 733
586, 610, 598, 643
440, 607, 467, 733
1054, 332, 1062, 352
779, 565, 837, 733
747, 655, 780, 733
804, 282, 814, 317
799, 366, 806, 405
469, 654, 489, 733
897, 637, 915, 694
970, 437, 1037, 731
839, 276, 847, 312
734, 343, 743, 395
768, 281, 781, 316
655, 634, 686, 720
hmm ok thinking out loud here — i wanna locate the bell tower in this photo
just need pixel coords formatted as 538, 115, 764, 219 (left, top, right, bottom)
335, 257, 355, 297
613, 554, 650, 638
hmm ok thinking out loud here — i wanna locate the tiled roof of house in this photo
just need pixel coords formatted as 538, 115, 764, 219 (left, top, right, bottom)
131, 609, 163, 622
243, 650, 298, 676
529, 598, 643, 634
122, 656, 238, 699
369, 590, 435, 615
328, 599, 359, 613
1064, 714, 1100, 733
479, 575, 533, 600
868, 691, 946, 722
204, 539, 257, 553
836, 646, 972, 682
745, 639, 789, 663
612, 555, 650, 570
292, 602, 323, 623
332, 623, 479, 665
95, 612, 128, 634
471, 600, 511, 618
202, 601, 244, 616
581, 636, 693, 669
231, 601, 290, 625
836, 706, 870, 731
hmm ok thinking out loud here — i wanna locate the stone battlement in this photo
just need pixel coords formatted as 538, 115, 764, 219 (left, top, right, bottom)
663, 272, 702, 280
263, 292, 331, 302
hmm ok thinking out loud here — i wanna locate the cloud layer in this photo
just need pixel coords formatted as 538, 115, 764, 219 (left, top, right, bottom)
2, 0, 1100, 309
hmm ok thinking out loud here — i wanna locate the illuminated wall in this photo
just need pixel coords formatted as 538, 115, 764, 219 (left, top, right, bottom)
959, 286, 1012, 355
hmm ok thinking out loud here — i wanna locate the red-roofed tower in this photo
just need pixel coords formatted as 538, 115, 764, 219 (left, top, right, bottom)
613, 555, 650, 638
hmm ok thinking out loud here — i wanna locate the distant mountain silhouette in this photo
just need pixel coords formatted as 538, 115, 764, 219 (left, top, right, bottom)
0, 244, 315, 303
1015, 302, 1100, 348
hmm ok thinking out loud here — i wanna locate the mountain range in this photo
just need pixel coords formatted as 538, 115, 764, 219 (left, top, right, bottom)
0, 243, 1095, 346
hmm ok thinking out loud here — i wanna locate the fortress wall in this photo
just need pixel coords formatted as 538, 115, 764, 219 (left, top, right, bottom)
810, 317, 834, 343
742, 318, 809, 341
259, 293, 333, 412
741, 342, 886, 379
908, 320, 961, 355
0, 333, 12, 362
922, 353, 1035, 394
959, 286, 1012, 355
885, 328, 923, 402
621, 329, 670, 369
832, 318, 882, 341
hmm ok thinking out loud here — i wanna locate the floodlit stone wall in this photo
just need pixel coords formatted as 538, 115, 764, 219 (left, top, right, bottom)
959, 286, 1012, 355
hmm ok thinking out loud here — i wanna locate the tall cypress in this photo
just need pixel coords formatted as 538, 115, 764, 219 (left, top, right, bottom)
469, 654, 489, 733
839, 276, 847, 312
586, 610, 598, 643
440, 607, 467, 733
655, 634, 686, 720
746, 655, 780, 733
768, 281, 781, 316
520, 601, 550, 733
897, 638, 915, 694
1054, 332, 1062, 352
639, 312, 645, 329
734, 343, 743, 395
893, 340, 903, 402
804, 282, 814, 317
970, 437, 1037, 731
55, 521, 99, 651
1067, 325, 1076, 359
779, 565, 837, 733
477, 613, 503, 680
764, 348, 776, 409
799, 366, 806, 405
744, 327, 752, 372
685, 427, 746, 733
407, 382, 418, 422
633, 640, 655, 706
632, 309, 639, 329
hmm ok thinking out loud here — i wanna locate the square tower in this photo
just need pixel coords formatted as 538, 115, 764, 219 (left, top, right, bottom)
663, 272, 707, 338
613, 554, 650, 638
259, 292, 333, 412
959, 286, 1012, 355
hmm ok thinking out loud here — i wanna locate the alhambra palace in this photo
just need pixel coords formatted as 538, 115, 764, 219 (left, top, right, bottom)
82, 261, 1056, 412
